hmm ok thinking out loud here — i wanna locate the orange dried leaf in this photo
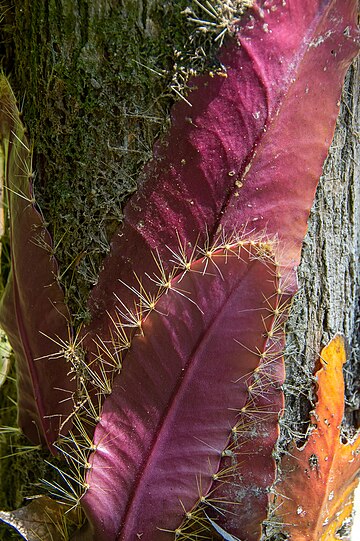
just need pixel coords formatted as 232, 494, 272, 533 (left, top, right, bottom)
275, 335, 360, 540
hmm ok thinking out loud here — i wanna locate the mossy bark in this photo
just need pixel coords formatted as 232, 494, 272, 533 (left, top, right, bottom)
0, 0, 198, 322
0, 1, 358, 540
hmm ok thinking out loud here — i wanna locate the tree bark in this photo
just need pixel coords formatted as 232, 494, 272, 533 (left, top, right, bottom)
0, 1, 358, 540
281, 57, 360, 450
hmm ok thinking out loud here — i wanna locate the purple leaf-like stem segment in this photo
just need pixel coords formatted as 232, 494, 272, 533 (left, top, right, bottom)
0, 77, 75, 448
81, 243, 282, 540
220, 0, 359, 257
84, 0, 358, 352
208, 327, 286, 541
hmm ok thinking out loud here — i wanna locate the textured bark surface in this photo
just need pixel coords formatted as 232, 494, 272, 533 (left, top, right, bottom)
281, 57, 360, 451
0, 1, 358, 540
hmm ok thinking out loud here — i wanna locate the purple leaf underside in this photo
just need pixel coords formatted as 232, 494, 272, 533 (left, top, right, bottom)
0, 77, 75, 447
82, 243, 284, 540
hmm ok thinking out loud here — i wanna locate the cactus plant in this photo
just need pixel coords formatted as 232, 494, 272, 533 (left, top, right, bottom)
0, 1, 359, 540
0, 78, 74, 448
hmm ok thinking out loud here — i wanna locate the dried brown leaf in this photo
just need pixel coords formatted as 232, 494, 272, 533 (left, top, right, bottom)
0, 496, 79, 541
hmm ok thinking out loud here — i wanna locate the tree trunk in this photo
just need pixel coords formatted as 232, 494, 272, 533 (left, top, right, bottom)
281, 57, 360, 450
0, 1, 358, 540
